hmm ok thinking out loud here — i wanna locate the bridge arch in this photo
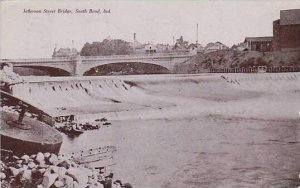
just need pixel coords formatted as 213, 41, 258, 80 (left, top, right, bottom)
83, 62, 170, 76
13, 66, 71, 76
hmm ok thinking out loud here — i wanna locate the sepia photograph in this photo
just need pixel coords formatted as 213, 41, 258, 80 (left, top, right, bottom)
0, 0, 300, 187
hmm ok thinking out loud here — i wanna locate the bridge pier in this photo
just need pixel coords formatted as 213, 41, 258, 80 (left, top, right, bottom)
74, 56, 83, 76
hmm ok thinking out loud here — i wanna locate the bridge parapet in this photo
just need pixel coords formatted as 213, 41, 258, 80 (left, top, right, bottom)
0, 58, 74, 65
0, 52, 193, 64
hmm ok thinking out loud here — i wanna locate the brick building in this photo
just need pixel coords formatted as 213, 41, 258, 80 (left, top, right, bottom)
273, 9, 300, 51
244, 37, 273, 52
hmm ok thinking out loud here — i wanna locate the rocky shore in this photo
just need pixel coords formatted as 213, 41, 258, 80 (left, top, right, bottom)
0, 151, 127, 188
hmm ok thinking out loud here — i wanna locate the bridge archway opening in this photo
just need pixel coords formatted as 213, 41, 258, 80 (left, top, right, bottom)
83, 62, 170, 76
13, 66, 71, 76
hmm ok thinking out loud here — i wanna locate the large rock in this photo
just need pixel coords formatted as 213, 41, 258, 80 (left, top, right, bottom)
39, 161, 48, 169
0, 172, 6, 180
0, 162, 5, 171
57, 167, 67, 177
21, 155, 30, 164
61, 175, 74, 188
42, 173, 59, 188
28, 161, 37, 169
36, 152, 45, 164
54, 180, 65, 187
30, 154, 36, 159
44, 152, 51, 159
22, 165, 29, 170
43, 166, 59, 177
49, 154, 58, 165
9, 167, 22, 177
20, 169, 32, 183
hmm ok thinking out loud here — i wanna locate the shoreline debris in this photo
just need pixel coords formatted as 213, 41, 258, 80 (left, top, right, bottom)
54, 117, 111, 137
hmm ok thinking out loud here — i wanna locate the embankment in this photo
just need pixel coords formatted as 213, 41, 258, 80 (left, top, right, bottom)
174, 49, 300, 73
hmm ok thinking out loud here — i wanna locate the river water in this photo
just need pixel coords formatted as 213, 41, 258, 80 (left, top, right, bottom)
13, 73, 300, 187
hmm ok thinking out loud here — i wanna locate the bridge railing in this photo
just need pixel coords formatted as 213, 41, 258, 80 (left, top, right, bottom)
0, 58, 74, 63
81, 52, 193, 60
209, 66, 300, 73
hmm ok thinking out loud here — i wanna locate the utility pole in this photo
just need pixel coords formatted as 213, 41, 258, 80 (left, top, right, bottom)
196, 23, 199, 46
173, 36, 175, 52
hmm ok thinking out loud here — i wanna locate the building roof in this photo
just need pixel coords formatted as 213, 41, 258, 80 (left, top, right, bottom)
280, 9, 300, 25
244, 37, 273, 43
205, 42, 227, 48
188, 43, 197, 48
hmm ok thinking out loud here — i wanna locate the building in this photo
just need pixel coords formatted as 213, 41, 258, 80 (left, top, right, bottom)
273, 9, 300, 50
52, 47, 79, 58
144, 44, 157, 53
244, 37, 273, 52
156, 44, 171, 53
204, 42, 228, 53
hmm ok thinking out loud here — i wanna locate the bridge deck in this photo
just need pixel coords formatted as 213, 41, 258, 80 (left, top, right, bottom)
0, 52, 194, 63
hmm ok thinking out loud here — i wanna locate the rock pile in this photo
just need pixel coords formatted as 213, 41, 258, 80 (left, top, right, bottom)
54, 118, 111, 137
0, 152, 119, 188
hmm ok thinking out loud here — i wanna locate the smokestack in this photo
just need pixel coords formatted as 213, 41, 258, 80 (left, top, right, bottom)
133, 33, 136, 41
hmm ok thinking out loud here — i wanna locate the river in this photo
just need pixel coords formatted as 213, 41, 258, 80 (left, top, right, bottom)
12, 73, 300, 187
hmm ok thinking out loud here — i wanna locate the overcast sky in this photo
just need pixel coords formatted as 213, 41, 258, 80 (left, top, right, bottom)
0, 0, 299, 58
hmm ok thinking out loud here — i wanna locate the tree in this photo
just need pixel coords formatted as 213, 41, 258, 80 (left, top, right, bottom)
80, 39, 133, 56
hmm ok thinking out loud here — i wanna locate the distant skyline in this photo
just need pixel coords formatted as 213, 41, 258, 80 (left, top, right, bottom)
0, 0, 299, 59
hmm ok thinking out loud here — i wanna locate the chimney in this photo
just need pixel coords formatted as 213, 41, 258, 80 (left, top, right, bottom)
133, 33, 136, 41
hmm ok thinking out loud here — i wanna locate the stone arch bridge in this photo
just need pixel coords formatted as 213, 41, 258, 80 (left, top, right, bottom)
1, 53, 194, 76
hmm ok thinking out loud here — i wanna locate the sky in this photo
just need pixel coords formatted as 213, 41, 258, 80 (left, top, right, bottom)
0, 0, 299, 59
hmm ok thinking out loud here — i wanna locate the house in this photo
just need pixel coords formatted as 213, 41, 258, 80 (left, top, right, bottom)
204, 42, 228, 53
244, 37, 273, 52
144, 44, 157, 53
273, 9, 300, 50
52, 47, 79, 58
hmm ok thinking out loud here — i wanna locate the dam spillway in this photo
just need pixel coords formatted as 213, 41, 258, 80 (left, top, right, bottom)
2, 73, 300, 187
